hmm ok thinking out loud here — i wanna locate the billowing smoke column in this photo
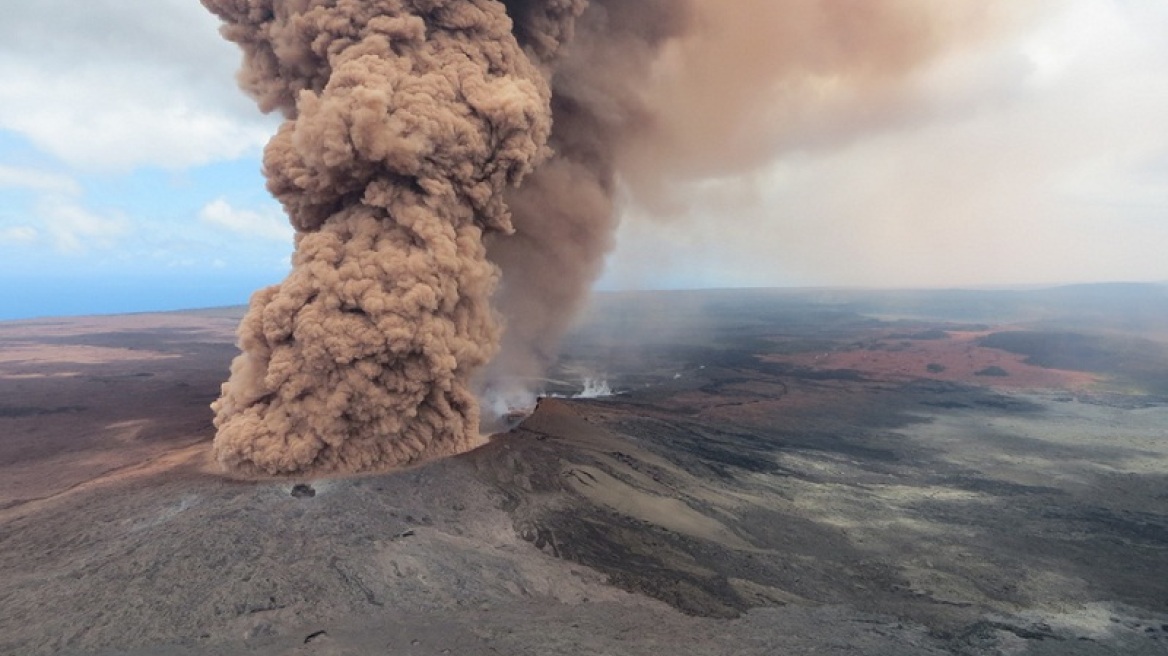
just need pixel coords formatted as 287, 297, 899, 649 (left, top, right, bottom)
205, 0, 1025, 476
202, 0, 559, 475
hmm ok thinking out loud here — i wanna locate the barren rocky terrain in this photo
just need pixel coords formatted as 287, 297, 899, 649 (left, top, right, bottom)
1, 286, 1166, 655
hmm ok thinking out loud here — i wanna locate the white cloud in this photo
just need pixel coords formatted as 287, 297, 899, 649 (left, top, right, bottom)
0, 226, 38, 244
199, 199, 293, 243
0, 166, 80, 195
0, 0, 277, 171
39, 201, 128, 253
0, 71, 274, 171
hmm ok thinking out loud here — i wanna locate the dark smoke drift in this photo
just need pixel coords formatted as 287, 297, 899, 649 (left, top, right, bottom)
204, 0, 1027, 476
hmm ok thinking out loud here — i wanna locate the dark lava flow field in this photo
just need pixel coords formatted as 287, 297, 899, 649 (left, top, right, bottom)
1, 285, 1167, 655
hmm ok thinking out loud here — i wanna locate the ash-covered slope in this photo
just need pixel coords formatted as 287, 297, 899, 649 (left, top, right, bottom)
3, 293, 1168, 655
0, 403, 944, 656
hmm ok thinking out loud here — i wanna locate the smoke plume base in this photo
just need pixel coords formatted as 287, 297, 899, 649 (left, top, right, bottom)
568, 378, 615, 399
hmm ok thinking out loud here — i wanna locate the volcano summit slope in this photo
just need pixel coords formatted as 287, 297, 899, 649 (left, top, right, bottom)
1, 286, 1167, 655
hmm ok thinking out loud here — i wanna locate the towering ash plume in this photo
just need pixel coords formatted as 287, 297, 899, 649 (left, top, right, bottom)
205, 0, 1028, 476
202, 0, 561, 475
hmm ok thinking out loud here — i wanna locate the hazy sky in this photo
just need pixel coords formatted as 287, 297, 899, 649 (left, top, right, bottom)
1, 0, 1166, 319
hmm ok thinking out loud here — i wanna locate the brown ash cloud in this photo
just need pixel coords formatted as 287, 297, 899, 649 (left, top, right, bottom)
203, 0, 558, 476
204, 0, 1030, 476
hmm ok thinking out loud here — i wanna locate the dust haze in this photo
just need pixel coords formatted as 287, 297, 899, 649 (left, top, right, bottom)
203, 0, 1035, 476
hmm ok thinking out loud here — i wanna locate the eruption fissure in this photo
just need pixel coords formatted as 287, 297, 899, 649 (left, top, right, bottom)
205, 0, 1032, 476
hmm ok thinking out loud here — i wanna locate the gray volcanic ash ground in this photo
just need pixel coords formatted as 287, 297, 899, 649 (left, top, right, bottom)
1, 286, 1167, 655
